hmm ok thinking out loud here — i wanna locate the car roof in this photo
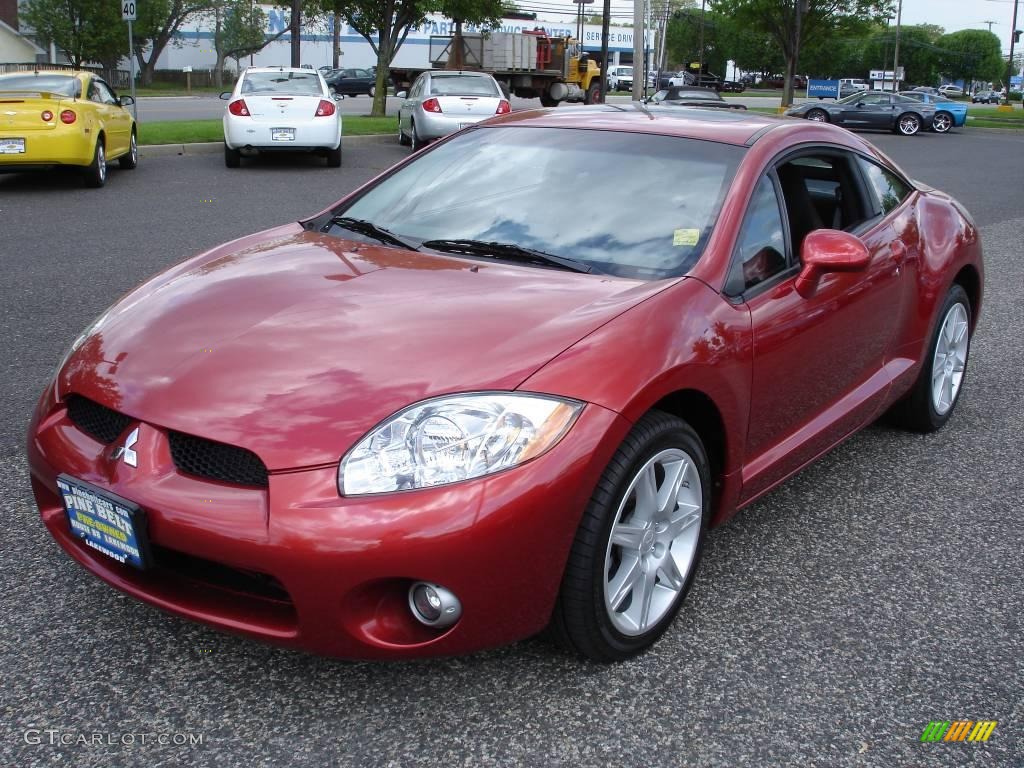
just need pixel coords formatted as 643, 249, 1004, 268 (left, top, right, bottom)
428, 70, 494, 78
243, 67, 322, 75
484, 103, 786, 146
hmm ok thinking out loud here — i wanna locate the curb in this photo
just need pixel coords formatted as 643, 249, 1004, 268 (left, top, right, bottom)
138, 133, 395, 159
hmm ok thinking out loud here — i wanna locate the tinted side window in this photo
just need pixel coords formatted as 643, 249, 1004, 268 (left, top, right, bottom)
859, 159, 911, 215
726, 175, 788, 296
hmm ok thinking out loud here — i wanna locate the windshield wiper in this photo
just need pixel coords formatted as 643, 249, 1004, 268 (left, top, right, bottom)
420, 239, 594, 274
325, 216, 419, 251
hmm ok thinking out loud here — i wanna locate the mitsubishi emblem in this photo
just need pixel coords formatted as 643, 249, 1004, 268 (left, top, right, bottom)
111, 427, 139, 467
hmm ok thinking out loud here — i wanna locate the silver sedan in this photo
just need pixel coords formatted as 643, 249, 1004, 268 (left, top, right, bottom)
397, 71, 509, 151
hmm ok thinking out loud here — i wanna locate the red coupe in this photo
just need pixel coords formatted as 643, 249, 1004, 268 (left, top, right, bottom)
28, 106, 982, 661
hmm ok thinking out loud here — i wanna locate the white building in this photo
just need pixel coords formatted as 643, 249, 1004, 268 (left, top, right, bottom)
155, 11, 650, 73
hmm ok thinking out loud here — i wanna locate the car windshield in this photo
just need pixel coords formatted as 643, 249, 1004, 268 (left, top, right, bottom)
241, 71, 322, 95
428, 75, 500, 96
616, 67, 633, 76
837, 91, 871, 104
0, 73, 80, 96
899, 92, 924, 101
331, 126, 743, 280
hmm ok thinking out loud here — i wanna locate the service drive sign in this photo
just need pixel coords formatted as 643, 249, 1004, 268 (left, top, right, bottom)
122, 1, 137, 21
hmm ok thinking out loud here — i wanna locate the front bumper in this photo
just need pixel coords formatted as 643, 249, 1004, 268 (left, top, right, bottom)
414, 110, 493, 141
223, 117, 342, 151
27, 385, 629, 658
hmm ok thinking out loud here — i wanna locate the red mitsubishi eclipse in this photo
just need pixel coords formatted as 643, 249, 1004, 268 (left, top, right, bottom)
28, 106, 982, 661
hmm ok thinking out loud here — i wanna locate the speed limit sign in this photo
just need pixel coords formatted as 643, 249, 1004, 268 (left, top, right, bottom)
122, 0, 137, 20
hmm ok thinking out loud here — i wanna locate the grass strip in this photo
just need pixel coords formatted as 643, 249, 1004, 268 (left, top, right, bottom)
138, 116, 397, 145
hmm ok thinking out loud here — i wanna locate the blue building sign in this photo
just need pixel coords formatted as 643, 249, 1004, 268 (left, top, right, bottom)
807, 79, 840, 99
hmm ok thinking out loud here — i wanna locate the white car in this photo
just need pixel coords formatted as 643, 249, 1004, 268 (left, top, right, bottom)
221, 67, 343, 168
938, 84, 964, 97
607, 66, 633, 91
838, 78, 870, 92
667, 71, 695, 87
397, 71, 509, 151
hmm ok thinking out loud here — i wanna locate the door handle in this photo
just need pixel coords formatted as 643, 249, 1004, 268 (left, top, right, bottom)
890, 240, 907, 265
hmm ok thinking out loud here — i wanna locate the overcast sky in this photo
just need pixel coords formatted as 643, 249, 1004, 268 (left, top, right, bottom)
533, 0, 1021, 52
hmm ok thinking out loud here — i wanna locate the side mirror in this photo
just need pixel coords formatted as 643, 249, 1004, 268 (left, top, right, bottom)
219, 91, 232, 100
333, 93, 343, 101
795, 230, 870, 298
119, 96, 135, 106
396, 91, 408, 99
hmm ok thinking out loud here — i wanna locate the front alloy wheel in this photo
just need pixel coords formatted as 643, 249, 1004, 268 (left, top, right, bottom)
551, 410, 709, 661
806, 108, 829, 122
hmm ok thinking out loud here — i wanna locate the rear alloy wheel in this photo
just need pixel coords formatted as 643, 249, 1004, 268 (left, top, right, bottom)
889, 284, 971, 432
398, 118, 411, 146
806, 108, 829, 122
84, 138, 107, 188
326, 144, 342, 168
410, 120, 425, 152
118, 131, 138, 169
896, 113, 921, 135
224, 144, 241, 168
584, 81, 601, 105
932, 111, 953, 133
551, 410, 710, 661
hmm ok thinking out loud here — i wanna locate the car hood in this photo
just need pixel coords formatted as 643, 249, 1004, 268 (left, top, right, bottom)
62, 224, 668, 470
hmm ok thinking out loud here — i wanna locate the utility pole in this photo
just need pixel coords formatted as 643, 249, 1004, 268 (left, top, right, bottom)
1006, 0, 1020, 103
982, 21, 996, 32
697, 0, 706, 78
600, 0, 611, 102
633, 0, 644, 99
892, 0, 903, 92
290, 0, 301, 67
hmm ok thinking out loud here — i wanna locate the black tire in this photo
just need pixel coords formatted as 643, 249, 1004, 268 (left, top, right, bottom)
539, 92, 558, 108
584, 81, 601, 105
410, 120, 425, 152
806, 108, 829, 123
83, 136, 107, 188
398, 117, 411, 146
932, 111, 953, 134
118, 130, 138, 169
224, 144, 241, 168
550, 410, 711, 662
896, 112, 921, 135
326, 144, 342, 167
888, 284, 971, 432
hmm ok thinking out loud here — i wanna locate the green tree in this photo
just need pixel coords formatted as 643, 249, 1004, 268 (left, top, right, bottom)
133, 0, 215, 86
334, 0, 507, 117
713, 0, 891, 105
860, 24, 943, 86
211, 0, 288, 87
935, 29, 1003, 87
21, 0, 124, 69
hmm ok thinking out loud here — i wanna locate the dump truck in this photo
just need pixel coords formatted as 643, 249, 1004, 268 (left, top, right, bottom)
390, 30, 603, 107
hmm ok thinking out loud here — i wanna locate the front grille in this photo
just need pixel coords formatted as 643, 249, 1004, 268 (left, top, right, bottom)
66, 395, 133, 444
150, 544, 290, 603
168, 431, 269, 488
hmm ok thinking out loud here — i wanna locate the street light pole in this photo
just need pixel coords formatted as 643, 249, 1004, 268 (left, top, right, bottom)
1006, 0, 1020, 103
633, 0, 644, 99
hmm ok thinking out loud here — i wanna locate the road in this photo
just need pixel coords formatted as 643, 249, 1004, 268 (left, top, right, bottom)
1, 130, 1022, 767
136, 93, 812, 122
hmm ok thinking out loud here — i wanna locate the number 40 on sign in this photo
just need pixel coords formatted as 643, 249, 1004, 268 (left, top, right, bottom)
122, 1, 137, 21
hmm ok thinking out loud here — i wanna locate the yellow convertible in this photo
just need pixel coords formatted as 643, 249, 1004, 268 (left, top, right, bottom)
0, 70, 137, 187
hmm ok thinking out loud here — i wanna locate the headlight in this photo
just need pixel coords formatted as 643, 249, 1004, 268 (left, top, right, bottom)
53, 312, 110, 401
339, 393, 583, 495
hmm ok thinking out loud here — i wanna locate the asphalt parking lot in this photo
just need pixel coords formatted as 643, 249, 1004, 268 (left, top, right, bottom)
1, 128, 1022, 767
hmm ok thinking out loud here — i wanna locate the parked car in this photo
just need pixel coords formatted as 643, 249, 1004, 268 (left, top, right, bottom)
785, 91, 936, 135
766, 75, 807, 89
646, 86, 747, 110
324, 67, 376, 97
838, 78, 870, 92
971, 90, 1001, 104
897, 91, 966, 133
667, 71, 696, 87
397, 70, 509, 151
30, 106, 982, 661
720, 80, 746, 93
911, 86, 939, 95
221, 66, 342, 167
937, 84, 964, 97
0, 70, 137, 187
607, 66, 633, 92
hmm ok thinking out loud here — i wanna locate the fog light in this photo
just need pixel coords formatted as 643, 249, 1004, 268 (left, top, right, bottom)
408, 582, 461, 629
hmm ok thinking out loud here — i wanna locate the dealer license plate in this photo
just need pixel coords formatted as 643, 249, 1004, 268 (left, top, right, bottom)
58, 474, 150, 569
271, 128, 295, 142
0, 138, 25, 154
